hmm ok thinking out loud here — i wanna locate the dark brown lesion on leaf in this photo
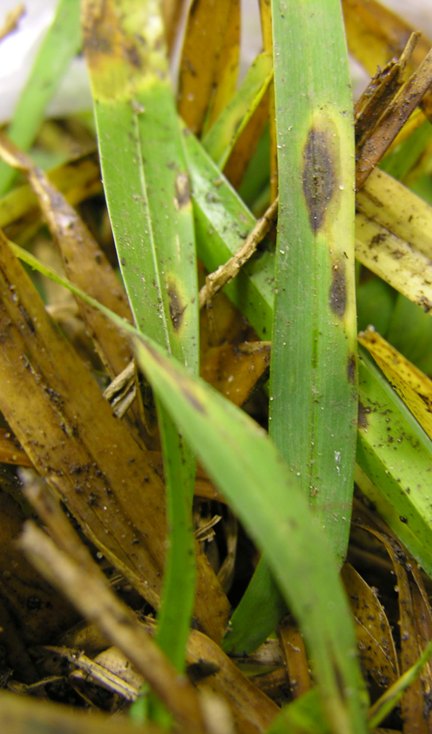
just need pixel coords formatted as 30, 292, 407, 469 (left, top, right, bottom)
347, 354, 356, 384
167, 283, 185, 331
175, 173, 191, 208
329, 262, 347, 317
302, 127, 337, 233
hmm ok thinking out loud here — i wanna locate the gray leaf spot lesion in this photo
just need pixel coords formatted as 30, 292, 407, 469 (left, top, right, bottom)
175, 173, 191, 209
329, 262, 346, 318
302, 127, 337, 233
167, 282, 185, 331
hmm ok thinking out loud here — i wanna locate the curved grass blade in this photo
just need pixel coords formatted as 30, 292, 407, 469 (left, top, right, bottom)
82, 0, 203, 682
270, 1, 357, 562
0, 0, 81, 196
12, 239, 369, 733
202, 52, 273, 169
132, 338, 369, 734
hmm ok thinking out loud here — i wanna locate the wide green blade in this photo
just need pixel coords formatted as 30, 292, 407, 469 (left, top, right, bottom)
269, 0, 357, 562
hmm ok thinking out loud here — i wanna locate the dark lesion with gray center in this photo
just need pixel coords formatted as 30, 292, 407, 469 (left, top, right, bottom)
302, 127, 337, 233
167, 282, 185, 331
329, 262, 347, 318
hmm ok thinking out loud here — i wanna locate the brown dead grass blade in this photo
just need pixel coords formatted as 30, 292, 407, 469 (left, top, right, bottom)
178, 0, 240, 135
355, 44, 432, 188
357, 525, 432, 733
19, 522, 208, 734
0, 134, 132, 379
0, 689, 164, 734
0, 231, 229, 640
342, 563, 399, 691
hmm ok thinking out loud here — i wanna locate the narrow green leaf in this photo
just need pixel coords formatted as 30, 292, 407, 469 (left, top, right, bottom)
132, 339, 369, 734
368, 642, 432, 729
0, 0, 82, 195
82, 0, 199, 686
202, 52, 273, 169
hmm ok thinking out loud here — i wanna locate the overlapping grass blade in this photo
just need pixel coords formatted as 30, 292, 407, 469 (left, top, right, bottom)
82, 0, 201, 681
10, 242, 369, 733
0, 0, 81, 196
183, 130, 432, 648
270, 0, 357, 562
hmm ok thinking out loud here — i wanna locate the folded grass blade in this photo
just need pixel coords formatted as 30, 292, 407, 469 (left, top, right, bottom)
0, 0, 81, 196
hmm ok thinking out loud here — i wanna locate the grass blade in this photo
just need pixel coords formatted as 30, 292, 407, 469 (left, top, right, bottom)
131, 339, 369, 734
82, 0, 208, 682
0, 0, 81, 195
202, 52, 273, 169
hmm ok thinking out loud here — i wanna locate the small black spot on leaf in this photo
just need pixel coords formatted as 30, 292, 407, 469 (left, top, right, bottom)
187, 660, 219, 684
329, 264, 346, 317
303, 128, 337, 232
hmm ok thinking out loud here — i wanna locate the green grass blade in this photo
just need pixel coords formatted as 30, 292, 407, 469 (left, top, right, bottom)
0, 0, 81, 196
10, 240, 369, 732
82, 0, 198, 683
184, 132, 274, 337
269, 0, 357, 562
201, 52, 273, 169
132, 339, 369, 734
223, 556, 285, 655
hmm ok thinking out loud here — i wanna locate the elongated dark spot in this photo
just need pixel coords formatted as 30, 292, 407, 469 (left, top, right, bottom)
347, 354, 356, 384
303, 128, 337, 232
358, 401, 370, 429
329, 263, 346, 317
175, 173, 191, 208
167, 283, 185, 331
187, 660, 219, 684
181, 385, 206, 414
